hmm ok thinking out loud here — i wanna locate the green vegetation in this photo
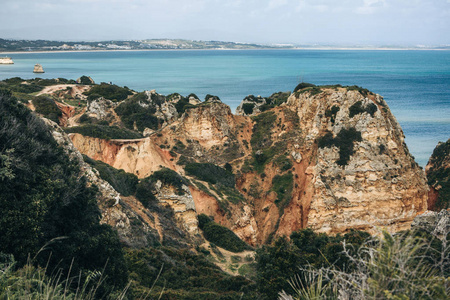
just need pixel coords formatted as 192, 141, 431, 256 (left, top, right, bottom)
271, 173, 293, 209
256, 229, 371, 300
124, 247, 256, 299
346, 85, 372, 97
205, 94, 220, 101
64, 124, 143, 140
426, 139, 450, 210
349, 100, 378, 118
150, 167, 189, 194
83, 83, 133, 102
185, 162, 235, 188
32, 95, 62, 123
325, 105, 340, 124
83, 155, 138, 196
281, 230, 449, 300
115, 94, 160, 131
242, 102, 255, 115
0, 88, 128, 295
198, 214, 253, 253
251, 111, 276, 150
293, 82, 316, 93
135, 177, 157, 208
78, 75, 94, 85
317, 127, 362, 166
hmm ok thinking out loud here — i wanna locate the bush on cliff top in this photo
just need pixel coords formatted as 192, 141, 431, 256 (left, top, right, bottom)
115, 96, 161, 131
83, 82, 133, 102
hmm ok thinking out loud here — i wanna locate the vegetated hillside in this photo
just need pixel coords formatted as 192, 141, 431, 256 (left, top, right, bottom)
0, 88, 128, 296
426, 139, 450, 210
0, 84, 258, 299
0, 78, 446, 299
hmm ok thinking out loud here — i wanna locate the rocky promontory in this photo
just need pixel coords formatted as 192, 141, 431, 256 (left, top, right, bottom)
54, 82, 430, 245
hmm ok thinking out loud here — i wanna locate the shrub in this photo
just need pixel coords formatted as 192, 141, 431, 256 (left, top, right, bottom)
242, 103, 255, 115
325, 105, 340, 124
150, 167, 189, 195
282, 231, 449, 300
197, 214, 252, 253
115, 98, 160, 131
64, 124, 143, 140
317, 128, 362, 166
251, 112, 276, 150
205, 94, 220, 101
32, 96, 62, 123
293, 82, 316, 93
78, 75, 94, 85
184, 163, 235, 188
271, 173, 293, 209
135, 177, 157, 208
83, 155, 138, 196
83, 83, 132, 102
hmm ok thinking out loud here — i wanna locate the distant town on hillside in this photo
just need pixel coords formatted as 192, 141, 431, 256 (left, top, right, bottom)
1, 38, 449, 52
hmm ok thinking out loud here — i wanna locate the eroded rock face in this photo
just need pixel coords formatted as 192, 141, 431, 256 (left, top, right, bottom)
281, 89, 428, 235
69, 86, 429, 245
46, 119, 191, 248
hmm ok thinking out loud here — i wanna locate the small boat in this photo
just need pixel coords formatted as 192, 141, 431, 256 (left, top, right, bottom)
33, 63, 44, 73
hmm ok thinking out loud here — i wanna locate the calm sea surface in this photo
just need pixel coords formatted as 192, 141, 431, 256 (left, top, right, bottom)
1, 50, 449, 166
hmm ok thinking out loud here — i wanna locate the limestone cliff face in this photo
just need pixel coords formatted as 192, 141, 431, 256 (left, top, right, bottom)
279, 88, 428, 235
68, 86, 429, 245
47, 120, 192, 248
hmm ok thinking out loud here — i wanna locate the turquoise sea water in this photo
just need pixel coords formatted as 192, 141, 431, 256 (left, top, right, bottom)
0, 50, 449, 167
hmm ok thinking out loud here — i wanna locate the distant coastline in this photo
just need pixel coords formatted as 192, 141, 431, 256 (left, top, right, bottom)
2, 47, 449, 55
1, 38, 448, 53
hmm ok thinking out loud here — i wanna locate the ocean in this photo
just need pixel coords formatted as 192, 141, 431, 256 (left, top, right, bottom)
0, 49, 449, 167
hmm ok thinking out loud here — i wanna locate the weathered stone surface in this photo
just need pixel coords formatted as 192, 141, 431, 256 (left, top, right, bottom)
411, 209, 450, 240
68, 86, 429, 245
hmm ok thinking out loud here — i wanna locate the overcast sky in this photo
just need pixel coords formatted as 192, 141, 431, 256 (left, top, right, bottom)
1, 0, 449, 45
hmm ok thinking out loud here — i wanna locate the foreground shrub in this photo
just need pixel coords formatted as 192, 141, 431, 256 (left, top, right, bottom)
280, 230, 449, 300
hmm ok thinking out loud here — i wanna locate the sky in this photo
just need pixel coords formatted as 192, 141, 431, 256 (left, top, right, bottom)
1, 0, 449, 46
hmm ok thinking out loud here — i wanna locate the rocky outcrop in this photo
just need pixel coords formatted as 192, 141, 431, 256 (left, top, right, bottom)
278, 88, 428, 235
236, 95, 268, 116
425, 139, 450, 210
69, 86, 429, 245
33, 64, 44, 73
85, 97, 121, 125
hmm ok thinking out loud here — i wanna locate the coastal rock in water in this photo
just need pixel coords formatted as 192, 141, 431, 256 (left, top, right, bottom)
425, 139, 450, 210
0, 57, 14, 64
33, 64, 44, 73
